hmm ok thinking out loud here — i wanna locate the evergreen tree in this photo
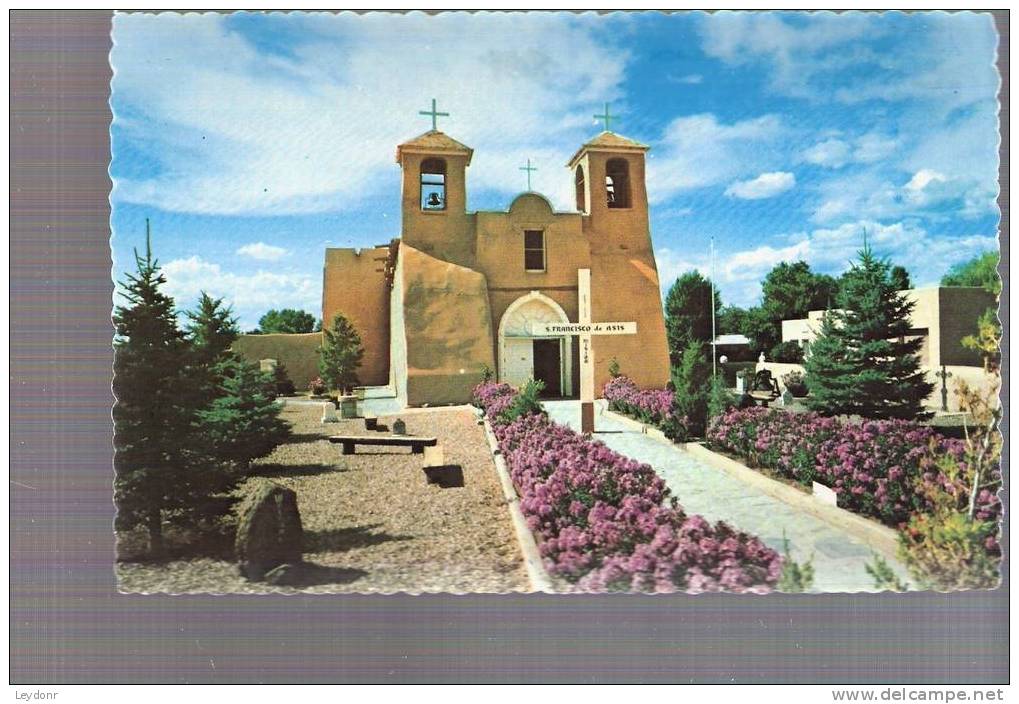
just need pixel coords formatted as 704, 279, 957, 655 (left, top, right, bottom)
664, 271, 721, 366
184, 294, 291, 471
195, 357, 291, 470
318, 312, 364, 393
804, 245, 933, 419
113, 227, 238, 556
889, 265, 912, 291
186, 292, 239, 367
671, 341, 712, 436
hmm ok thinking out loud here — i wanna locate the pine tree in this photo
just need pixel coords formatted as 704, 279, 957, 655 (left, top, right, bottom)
318, 312, 364, 393
113, 225, 238, 557
804, 244, 933, 419
184, 294, 291, 471
196, 357, 291, 470
186, 291, 239, 368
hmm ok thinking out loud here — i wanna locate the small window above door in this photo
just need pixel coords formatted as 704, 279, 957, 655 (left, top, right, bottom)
523, 230, 545, 272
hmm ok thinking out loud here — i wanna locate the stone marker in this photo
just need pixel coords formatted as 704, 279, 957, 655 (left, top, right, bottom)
813, 481, 838, 507
338, 395, 358, 419
423, 444, 444, 467
236, 482, 304, 581
392, 418, 407, 435
321, 402, 339, 423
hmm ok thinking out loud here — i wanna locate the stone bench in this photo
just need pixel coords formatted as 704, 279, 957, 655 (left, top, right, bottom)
329, 435, 438, 455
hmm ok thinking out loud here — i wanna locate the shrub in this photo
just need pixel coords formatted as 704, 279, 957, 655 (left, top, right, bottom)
899, 510, 1000, 591
473, 382, 782, 593
770, 341, 804, 363
318, 312, 364, 394
706, 375, 736, 422
776, 536, 815, 593
672, 342, 711, 436
781, 370, 808, 397
308, 376, 327, 396
499, 378, 545, 424
272, 363, 296, 397
608, 357, 621, 379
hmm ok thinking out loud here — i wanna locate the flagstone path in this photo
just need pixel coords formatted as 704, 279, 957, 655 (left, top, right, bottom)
544, 400, 913, 593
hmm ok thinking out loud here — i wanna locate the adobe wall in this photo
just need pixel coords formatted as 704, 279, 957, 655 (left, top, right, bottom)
400, 244, 496, 406
588, 252, 672, 393
322, 247, 391, 386
232, 333, 322, 390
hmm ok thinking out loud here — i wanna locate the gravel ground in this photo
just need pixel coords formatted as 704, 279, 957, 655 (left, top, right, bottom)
117, 405, 530, 594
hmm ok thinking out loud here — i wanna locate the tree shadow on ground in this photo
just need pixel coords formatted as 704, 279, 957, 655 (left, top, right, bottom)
116, 523, 236, 563
304, 523, 413, 553
249, 463, 343, 478
283, 562, 368, 587
285, 432, 331, 444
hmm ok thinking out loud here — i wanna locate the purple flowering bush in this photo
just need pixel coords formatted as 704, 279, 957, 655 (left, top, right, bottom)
603, 376, 689, 441
473, 381, 782, 593
707, 408, 1001, 529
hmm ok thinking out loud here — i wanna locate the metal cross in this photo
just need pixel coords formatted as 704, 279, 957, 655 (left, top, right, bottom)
936, 364, 953, 412
593, 102, 616, 132
419, 98, 449, 131
519, 158, 538, 191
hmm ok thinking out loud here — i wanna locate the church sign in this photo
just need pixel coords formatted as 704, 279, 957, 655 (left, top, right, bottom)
534, 322, 637, 336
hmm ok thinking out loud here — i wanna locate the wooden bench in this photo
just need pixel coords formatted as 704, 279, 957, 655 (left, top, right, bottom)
329, 435, 438, 455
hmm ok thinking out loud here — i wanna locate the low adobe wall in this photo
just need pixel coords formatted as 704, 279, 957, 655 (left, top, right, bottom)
232, 333, 322, 391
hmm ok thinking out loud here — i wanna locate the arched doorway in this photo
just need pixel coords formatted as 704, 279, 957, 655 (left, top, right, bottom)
498, 292, 573, 398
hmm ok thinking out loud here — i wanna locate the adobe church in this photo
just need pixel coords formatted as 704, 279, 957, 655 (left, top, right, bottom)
322, 107, 671, 406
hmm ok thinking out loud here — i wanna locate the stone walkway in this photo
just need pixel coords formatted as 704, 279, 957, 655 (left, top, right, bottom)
544, 400, 912, 592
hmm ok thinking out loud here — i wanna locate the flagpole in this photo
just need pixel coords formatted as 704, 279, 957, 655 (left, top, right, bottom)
710, 234, 717, 379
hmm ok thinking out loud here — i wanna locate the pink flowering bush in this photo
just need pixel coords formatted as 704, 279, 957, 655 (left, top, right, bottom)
603, 376, 689, 441
473, 381, 782, 593
707, 408, 1001, 529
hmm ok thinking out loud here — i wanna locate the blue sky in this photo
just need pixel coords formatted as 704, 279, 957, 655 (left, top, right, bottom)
110, 11, 1001, 329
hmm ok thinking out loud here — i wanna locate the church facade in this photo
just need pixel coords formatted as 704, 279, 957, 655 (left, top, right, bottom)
322, 127, 672, 407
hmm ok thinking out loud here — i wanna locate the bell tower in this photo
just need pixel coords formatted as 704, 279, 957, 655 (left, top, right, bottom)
567, 128, 651, 256
566, 110, 671, 392
395, 100, 475, 268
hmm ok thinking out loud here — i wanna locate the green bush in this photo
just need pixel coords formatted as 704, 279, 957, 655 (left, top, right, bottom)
770, 341, 804, 363
899, 511, 1000, 591
706, 375, 735, 422
499, 378, 545, 424
671, 341, 711, 436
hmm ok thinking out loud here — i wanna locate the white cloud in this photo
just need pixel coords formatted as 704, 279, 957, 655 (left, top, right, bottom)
801, 132, 899, 169
725, 171, 795, 200
162, 256, 318, 328
237, 242, 289, 261
647, 113, 789, 202
111, 13, 630, 215
802, 138, 851, 168
668, 73, 703, 84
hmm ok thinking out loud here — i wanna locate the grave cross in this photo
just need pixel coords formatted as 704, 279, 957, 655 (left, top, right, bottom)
535, 268, 637, 433
519, 158, 538, 191
936, 364, 953, 412
419, 98, 449, 131
593, 102, 616, 132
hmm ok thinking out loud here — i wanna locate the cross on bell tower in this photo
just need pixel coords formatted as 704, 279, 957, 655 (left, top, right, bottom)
593, 102, 617, 132
519, 158, 538, 191
419, 98, 450, 131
